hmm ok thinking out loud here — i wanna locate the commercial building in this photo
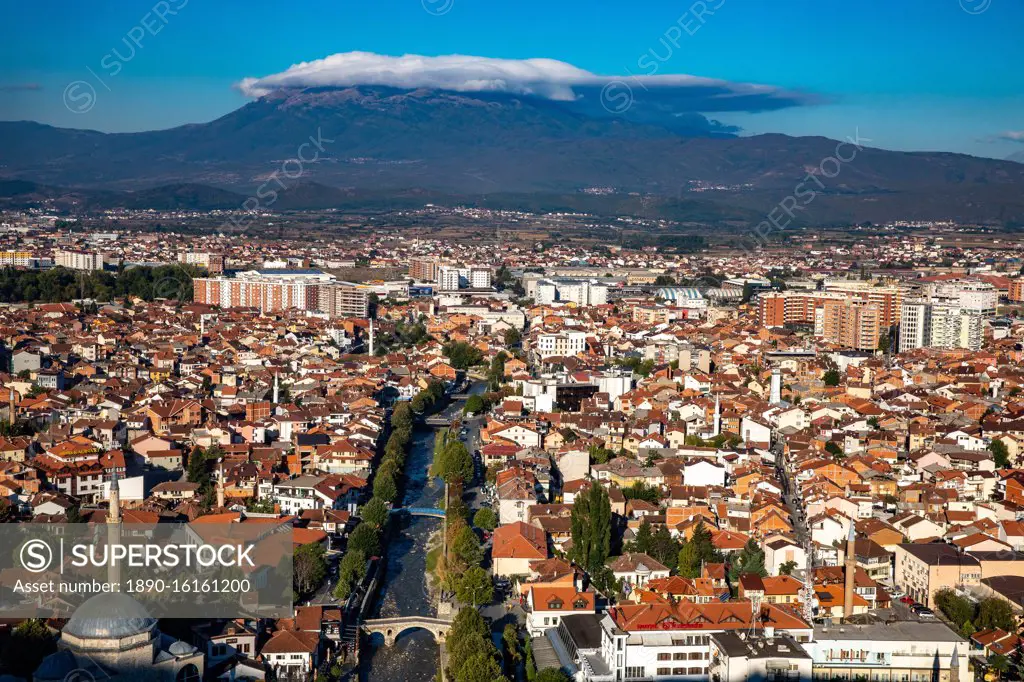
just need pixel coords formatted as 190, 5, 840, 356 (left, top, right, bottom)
193, 269, 370, 318
805, 622, 966, 682
551, 603, 813, 682
893, 543, 981, 608
55, 250, 104, 271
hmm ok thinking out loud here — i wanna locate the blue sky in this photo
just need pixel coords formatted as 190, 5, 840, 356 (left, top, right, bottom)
1, 0, 1022, 159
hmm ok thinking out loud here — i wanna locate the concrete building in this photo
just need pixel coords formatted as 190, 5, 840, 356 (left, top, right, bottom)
193, 269, 369, 318
893, 543, 981, 608
536, 331, 588, 358
55, 249, 104, 271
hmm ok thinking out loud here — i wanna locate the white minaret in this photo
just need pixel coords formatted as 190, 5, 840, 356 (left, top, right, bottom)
107, 471, 121, 587
369, 319, 375, 356
273, 372, 279, 404
216, 460, 225, 509
713, 394, 721, 436
770, 367, 782, 405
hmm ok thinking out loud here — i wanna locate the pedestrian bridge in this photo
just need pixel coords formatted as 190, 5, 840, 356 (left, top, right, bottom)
361, 616, 453, 646
390, 507, 445, 518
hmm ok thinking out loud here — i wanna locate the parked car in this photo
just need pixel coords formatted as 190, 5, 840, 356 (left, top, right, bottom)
900, 596, 915, 605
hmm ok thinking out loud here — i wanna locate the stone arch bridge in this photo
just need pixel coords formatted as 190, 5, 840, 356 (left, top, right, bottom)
361, 616, 453, 646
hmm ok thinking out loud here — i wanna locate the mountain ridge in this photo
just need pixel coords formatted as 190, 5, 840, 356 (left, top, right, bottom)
2, 86, 1024, 223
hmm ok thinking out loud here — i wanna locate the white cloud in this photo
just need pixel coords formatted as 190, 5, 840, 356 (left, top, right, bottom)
998, 131, 1024, 143
234, 52, 808, 113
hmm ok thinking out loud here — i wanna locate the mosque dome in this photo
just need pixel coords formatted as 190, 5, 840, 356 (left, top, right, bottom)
63, 593, 157, 640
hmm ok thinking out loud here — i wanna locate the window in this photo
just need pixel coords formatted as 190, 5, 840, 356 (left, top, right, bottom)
673, 669, 686, 675
625, 667, 646, 679
673, 653, 686, 661
657, 668, 671, 676
688, 667, 703, 675
657, 653, 671, 661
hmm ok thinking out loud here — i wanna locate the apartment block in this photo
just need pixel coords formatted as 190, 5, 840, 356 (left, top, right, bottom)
55, 250, 104, 271
193, 269, 369, 318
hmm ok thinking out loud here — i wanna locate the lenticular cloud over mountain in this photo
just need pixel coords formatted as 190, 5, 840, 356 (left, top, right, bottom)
235, 51, 814, 113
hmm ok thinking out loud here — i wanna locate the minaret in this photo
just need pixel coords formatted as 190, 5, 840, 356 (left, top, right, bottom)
770, 367, 782, 405
713, 394, 721, 436
950, 646, 960, 682
216, 460, 225, 509
369, 319, 375, 356
273, 372, 280, 404
843, 523, 856, 621
107, 471, 121, 587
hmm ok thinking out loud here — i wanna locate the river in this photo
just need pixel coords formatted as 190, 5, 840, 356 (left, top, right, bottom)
357, 426, 444, 681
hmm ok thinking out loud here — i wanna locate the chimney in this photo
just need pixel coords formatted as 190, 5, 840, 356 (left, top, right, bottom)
843, 524, 856, 621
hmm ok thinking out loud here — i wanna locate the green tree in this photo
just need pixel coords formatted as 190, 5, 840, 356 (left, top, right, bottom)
935, 588, 975, 628
989, 439, 1012, 469
622, 481, 660, 504
0, 618, 55, 678
825, 441, 844, 458
779, 560, 798, 576
456, 566, 494, 606
588, 444, 615, 465
464, 394, 485, 415
677, 540, 702, 579
455, 651, 507, 682
823, 369, 842, 386
447, 608, 495, 680
503, 327, 522, 348
649, 525, 682, 572
729, 539, 768, 582
392, 402, 414, 431
347, 523, 381, 556
444, 341, 484, 369
333, 549, 367, 601
451, 525, 484, 569
434, 438, 474, 484
373, 470, 399, 503
569, 483, 612, 576
293, 542, 328, 596
360, 497, 390, 529
978, 598, 1016, 632
630, 518, 654, 555
473, 507, 498, 531
535, 669, 572, 682
503, 623, 521, 665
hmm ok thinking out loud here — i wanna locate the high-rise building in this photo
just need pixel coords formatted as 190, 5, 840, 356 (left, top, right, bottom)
820, 298, 881, 351
193, 269, 369, 318
469, 267, 492, 289
438, 266, 462, 291
55, 250, 104, 271
899, 299, 983, 352
409, 259, 441, 282
1009, 278, 1024, 303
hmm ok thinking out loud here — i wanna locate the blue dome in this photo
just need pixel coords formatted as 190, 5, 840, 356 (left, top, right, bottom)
64, 594, 157, 639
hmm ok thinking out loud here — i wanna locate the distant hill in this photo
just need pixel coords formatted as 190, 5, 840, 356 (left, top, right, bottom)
3, 86, 1024, 223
